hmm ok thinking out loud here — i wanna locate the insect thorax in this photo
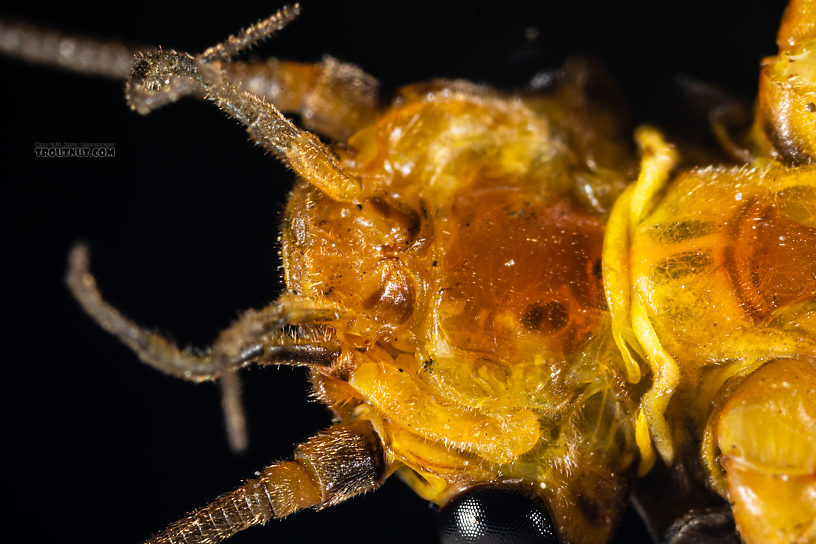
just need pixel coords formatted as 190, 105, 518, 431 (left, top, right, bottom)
281, 86, 640, 543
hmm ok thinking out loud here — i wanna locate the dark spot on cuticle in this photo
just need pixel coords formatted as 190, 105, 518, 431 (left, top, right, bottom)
592, 258, 603, 280
575, 492, 602, 524
522, 301, 568, 333
653, 251, 712, 280
652, 219, 712, 242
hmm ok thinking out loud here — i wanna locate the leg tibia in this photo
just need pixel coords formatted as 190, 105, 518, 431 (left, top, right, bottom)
66, 245, 342, 382
199, 4, 300, 63
196, 72, 362, 201
66, 244, 219, 381
0, 20, 136, 78
143, 420, 385, 544
66, 244, 343, 451
1, 8, 369, 202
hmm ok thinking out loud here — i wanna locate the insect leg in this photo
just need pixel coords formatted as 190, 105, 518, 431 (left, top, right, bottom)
630, 458, 738, 544
755, 0, 816, 163
143, 419, 385, 544
201, 296, 342, 451
198, 11, 387, 143
0, 5, 381, 144
198, 5, 299, 63
0, 7, 371, 200
198, 72, 362, 201
605, 127, 680, 472
0, 19, 137, 78
66, 244, 343, 450
66, 244, 220, 381
121, 6, 302, 116
126, 62, 361, 203
220, 56, 381, 141
662, 508, 739, 544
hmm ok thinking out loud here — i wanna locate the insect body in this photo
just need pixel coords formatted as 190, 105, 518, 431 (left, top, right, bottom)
2, 2, 814, 544
605, 131, 816, 543
278, 76, 640, 544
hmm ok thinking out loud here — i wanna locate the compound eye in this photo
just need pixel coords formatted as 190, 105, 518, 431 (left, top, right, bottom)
438, 485, 560, 544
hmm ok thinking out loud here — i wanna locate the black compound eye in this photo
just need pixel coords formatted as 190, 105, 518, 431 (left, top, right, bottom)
437, 485, 560, 544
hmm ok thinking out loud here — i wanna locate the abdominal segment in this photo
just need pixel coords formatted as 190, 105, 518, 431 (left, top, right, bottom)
725, 198, 816, 323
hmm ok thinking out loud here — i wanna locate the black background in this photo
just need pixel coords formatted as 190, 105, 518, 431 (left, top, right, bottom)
0, 1, 787, 543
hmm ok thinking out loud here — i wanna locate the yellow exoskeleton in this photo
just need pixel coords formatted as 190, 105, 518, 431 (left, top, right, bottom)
605, 2, 816, 541
1, 2, 814, 543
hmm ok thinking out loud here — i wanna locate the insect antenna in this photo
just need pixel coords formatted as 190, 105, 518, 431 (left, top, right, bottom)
142, 419, 386, 544
66, 244, 344, 451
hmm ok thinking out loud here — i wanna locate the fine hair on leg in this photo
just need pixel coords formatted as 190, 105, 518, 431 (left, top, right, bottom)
123, 6, 362, 202
142, 419, 386, 544
66, 244, 343, 451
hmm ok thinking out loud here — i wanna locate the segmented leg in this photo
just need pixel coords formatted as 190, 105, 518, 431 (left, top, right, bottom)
220, 56, 381, 141
756, 0, 816, 163
0, 5, 381, 142
604, 127, 680, 473
143, 420, 385, 544
0, 19, 137, 78
66, 244, 343, 450
199, 6, 301, 63
193, 69, 362, 201
662, 508, 739, 544
123, 7, 363, 201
